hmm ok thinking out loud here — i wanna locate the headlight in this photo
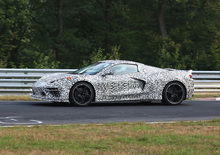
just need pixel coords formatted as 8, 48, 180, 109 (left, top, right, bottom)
65, 76, 73, 80
50, 76, 74, 83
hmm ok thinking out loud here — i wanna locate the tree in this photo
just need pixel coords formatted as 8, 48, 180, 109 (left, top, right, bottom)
0, 0, 219, 70
0, 0, 32, 67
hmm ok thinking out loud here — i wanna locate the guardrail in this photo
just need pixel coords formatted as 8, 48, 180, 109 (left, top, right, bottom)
193, 71, 220, 93
0, 69, 219, 95
0, 69, 76, 95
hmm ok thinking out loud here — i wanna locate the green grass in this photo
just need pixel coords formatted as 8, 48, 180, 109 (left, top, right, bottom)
0, 120, 220, 155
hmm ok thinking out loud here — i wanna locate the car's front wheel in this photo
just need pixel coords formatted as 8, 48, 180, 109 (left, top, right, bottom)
69, 82, 95, 106
162, 82, 186, 105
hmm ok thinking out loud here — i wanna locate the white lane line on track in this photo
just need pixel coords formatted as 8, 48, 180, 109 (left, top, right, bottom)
0, 121, 42, 125
30, 120, 43, 124
5, 116, 19, 119
0, 116, 43, 125
10, 119, 18, 121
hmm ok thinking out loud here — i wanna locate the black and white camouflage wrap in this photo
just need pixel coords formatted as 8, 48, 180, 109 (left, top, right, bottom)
32, 60, 194, 103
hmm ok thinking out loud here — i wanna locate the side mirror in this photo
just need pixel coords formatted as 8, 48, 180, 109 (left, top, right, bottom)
101, 70, 113, 77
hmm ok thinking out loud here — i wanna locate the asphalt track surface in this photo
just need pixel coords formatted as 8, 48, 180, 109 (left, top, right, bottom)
0, 100, 220, 126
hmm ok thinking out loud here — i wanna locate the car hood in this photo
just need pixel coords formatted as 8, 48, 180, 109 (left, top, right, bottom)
38, 73, 79, 83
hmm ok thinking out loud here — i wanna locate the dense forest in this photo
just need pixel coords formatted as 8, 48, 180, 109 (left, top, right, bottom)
0, 0, 220, 70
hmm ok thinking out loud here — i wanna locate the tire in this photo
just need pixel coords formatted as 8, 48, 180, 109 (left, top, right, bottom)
69, 82, 95, 106
162, 82, 186, 105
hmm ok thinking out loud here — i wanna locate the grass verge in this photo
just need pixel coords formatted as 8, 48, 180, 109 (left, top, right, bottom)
0, 95, 37, 101
192, 93, 220, 100
0, 120, 220, 155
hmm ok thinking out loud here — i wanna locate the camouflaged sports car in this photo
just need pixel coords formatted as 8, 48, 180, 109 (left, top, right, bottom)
32, 60, 194, 106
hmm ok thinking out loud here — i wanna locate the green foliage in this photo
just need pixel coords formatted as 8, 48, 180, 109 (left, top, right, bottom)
0, 0, 32, 67
108, 45, 121, 60
0, 0, 219, 70
0, 57, 7, 68
83, 45, 121, 66
158, 38, 189, 69
83, 48, 107, 66
33, 51, 60, 69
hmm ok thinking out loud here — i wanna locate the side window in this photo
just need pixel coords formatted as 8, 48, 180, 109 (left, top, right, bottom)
110, 64, 138, 75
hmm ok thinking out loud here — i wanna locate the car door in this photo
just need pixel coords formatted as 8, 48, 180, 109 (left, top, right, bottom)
98, 64, 145, 101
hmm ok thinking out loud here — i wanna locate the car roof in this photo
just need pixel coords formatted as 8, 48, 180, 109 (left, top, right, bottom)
99, 60, 164, 71
99, 60, 141, 65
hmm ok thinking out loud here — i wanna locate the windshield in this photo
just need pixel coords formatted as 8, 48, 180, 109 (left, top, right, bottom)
71, 62, 111, 75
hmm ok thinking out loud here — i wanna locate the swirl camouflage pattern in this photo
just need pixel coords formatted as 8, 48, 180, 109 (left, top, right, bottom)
32, 60, 194, 106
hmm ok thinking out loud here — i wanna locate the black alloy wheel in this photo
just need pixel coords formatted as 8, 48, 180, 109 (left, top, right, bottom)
69, 82, 94, 106
162, 82, 186, 105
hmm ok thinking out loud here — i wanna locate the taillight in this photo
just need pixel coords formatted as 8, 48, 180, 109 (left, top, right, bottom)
189, 74, 192, 78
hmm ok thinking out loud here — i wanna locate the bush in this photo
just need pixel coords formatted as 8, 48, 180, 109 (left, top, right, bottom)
33, 50, 60, 69
158, 38, 189, 69
82, 45, 121, 67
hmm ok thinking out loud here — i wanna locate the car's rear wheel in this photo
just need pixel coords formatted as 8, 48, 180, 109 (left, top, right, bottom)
162, 82, 186, 105
69, 82, 94, 106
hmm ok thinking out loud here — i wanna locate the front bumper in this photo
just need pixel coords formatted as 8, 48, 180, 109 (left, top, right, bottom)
32, 87, 68, 102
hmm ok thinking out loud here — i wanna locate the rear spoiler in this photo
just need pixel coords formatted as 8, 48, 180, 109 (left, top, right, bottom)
165, 68, 193, 78
165, 68, 192, 73
165, 68, 176, 71
188, 70, 192, 74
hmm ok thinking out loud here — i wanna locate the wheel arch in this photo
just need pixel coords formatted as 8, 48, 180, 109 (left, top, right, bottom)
164, 80, 187, 99
69, 81, 96, 102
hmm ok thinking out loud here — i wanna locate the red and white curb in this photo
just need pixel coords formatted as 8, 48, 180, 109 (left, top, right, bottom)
196, 97, 220, 101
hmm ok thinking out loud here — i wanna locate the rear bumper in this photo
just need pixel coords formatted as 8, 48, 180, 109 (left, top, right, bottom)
186, 79, 194, 99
